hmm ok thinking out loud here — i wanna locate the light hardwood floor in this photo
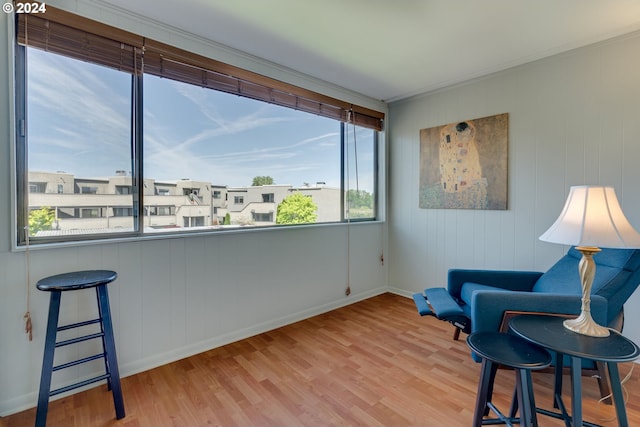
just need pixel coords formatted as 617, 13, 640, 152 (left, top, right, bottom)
4, 293, 639, 426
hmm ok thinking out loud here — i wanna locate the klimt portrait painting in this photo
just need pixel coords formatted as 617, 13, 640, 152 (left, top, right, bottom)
419, 113, 508, 210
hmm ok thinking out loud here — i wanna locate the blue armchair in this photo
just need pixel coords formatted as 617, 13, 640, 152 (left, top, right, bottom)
413, 247, 640, 338
412, 247, 640, 400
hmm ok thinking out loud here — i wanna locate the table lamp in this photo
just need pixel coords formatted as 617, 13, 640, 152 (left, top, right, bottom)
539, 185, 640, 337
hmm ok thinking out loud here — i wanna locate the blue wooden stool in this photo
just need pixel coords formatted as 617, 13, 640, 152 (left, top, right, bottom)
35, 270, 125, 427
467, 332, 551, 427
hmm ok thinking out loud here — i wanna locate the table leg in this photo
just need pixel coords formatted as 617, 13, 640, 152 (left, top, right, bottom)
607, 362, 628, 427
473, 359, 495, 427
553, 352, 564, 409
570, 356, 582, 427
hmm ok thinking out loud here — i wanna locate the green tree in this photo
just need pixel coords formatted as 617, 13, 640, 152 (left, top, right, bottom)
28, 207, 55, 236
252, 176, 274, 186
223, 213, 231, 225
276, 192, 317, 225
346, 189, 374, 219
346, 189, 373, 209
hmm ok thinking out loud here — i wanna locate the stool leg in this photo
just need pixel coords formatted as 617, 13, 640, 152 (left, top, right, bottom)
525, 371, 539, 427
473, 359, 494, 427
515, 369, 538, 427
94, 288, 112, 392
97, 285, 125, 419
509, 385, 518, 418
484, 362, 499, 416
35, 291, 62, 427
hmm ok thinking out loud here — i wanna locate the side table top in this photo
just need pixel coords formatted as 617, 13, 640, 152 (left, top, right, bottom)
36, 270, 118, 292
509, 315, 640, 363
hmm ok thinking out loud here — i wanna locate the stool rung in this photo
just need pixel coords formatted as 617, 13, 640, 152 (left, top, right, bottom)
484, 401, 520, 426
53, 353, 106, 372
480, 419, 520, 426
57, 318, 102, 332
56, 332, 104, 348
50, 373, 110, 397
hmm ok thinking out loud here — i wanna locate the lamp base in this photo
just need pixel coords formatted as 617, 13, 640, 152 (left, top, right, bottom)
563, 246, 610, 337
563, 313, 610, 337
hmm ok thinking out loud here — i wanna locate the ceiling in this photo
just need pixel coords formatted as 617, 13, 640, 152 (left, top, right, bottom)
99, 0, 640, 103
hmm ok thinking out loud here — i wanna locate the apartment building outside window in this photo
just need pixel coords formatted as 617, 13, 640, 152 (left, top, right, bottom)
114, 207, 133, 217
116, 186, 132, 195
253, 212, 274, 222
29, 182, 46, 193
262, 193, 275, 203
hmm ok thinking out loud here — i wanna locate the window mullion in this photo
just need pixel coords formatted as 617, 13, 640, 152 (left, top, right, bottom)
132, 72, 144, 235
340, 122, 346, 222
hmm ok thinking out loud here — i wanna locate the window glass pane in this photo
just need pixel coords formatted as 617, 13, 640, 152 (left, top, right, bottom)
25, 48, 133, 238
143, 75, 341, 230
345, 126, 376, 219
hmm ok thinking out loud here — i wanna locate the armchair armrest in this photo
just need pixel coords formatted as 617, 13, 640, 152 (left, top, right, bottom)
447, 269, 543, 298
470, 290, 608, 335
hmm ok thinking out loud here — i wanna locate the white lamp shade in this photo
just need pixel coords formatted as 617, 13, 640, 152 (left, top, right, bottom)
539, 185, 640, 248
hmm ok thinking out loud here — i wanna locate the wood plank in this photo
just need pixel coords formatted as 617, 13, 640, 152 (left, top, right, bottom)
4, 293, 640, 426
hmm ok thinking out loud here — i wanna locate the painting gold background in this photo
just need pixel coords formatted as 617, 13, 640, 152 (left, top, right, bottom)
419, 113, 508, 209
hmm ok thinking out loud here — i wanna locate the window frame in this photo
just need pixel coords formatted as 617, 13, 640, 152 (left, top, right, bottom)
13, 5, 384, 247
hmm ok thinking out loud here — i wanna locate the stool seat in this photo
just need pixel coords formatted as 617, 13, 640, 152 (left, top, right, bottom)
35, 270, 124, 427
36, 270, 117, 292
467, 332, 552, 369
467, 332, 551, 427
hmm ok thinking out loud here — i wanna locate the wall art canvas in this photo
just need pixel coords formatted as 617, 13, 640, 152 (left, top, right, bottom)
419, 113, 508, 210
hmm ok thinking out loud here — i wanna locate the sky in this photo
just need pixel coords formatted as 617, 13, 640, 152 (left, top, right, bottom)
27, 48, 375, 192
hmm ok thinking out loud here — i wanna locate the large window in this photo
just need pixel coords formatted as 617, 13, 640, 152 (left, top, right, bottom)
14, 6, 383, 246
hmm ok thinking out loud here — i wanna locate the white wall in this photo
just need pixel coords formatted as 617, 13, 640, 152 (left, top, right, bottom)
388, 31, 640, 347
0, 2, 387, 416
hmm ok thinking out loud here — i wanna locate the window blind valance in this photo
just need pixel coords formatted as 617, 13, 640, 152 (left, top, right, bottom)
17, 4, 384, 131
143, 45, 348, 124
17, 8, 143, 74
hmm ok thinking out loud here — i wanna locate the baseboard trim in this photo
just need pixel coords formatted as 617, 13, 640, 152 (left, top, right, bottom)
387, 287, 414, 299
